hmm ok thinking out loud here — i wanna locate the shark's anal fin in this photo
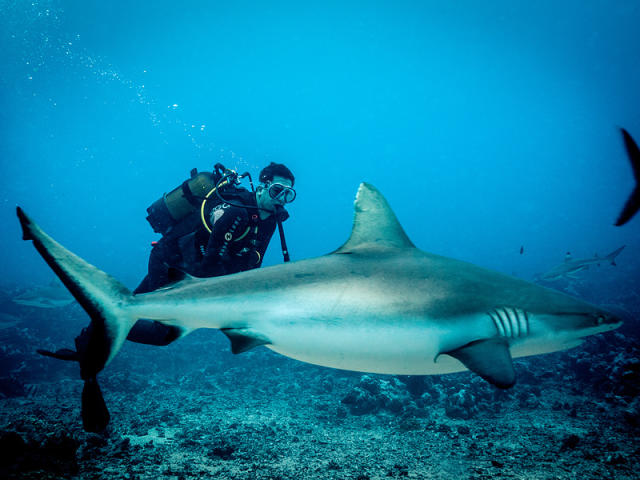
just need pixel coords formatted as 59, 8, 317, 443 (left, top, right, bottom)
443, 338, 516, 389
221, 328, 271, 354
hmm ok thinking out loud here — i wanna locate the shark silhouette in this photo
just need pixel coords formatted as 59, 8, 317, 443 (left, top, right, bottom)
12, 279, 75, 308
538, 246, 625, 282
17, 184, 622, 432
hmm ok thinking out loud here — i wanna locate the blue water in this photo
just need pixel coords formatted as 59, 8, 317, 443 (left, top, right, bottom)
1, 0, 639, 291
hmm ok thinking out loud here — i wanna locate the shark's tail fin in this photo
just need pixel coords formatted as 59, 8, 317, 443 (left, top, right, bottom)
604, 245, 625, 266
17, 207, 136, 432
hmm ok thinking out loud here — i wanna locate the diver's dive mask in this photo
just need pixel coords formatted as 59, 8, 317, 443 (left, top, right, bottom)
268, 182, 296, 204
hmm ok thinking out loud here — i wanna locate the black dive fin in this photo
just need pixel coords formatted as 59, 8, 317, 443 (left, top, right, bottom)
81, 376, 110, 433
221, 328, 270, 354
615, 128, 640, 226
37, 348, 79, 361
444, 338, 516, 389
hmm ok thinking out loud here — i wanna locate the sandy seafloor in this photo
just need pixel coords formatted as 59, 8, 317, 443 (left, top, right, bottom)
1, 285, 639, 480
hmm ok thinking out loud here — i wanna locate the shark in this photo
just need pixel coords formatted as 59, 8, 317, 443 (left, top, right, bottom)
537, 246, 625, 282
12, 279, 75, 308
16, 183, 622, 432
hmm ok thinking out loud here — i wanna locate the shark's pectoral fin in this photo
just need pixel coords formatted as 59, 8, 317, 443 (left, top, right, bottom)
443, 338, 516, 389
221, 328, 271, 354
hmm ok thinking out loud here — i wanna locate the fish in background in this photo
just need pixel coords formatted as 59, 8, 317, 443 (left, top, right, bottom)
0, 312, 22, 330
615, 128, 640, 226
536, 246, 625, 282
12, 279, 75, 308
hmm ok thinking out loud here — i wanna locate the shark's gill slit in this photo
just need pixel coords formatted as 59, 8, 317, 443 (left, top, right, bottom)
489, 307, 530, 339
498, 308, 512, 338
489, 310, 506, 337
506, 307, 519, 337
519, 308, 530, 336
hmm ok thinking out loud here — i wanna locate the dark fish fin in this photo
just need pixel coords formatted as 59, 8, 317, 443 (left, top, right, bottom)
81, 376, 110, 433
621, 128, 640, 182
615, 188, 640, 226
604, 245, 625, 265
221, 328, 270, 354
444, 338, 516, 389
37, 348, 79, 361
615, 129, 640, 226
126, 319, 184, 346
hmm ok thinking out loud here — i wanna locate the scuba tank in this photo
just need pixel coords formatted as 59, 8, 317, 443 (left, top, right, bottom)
145, 163, 292, 263
146, 164, 233, 236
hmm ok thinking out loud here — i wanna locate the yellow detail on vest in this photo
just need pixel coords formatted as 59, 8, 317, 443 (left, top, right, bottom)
200, 178, 232, 234
234, 226, 251, 242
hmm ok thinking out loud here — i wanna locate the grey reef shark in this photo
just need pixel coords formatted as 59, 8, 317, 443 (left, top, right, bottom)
12, 279, 75, 308
538, 246, 625, 282
17, 183, 622, 432
615, 127, 640, 226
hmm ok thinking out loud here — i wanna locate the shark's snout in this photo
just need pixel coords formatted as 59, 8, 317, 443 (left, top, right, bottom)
527, 303, 623, 341
593, 311, 623, 332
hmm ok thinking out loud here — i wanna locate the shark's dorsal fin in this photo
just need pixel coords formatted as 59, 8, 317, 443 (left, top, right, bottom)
334, 183, 415, 254
443, 338, 516, 389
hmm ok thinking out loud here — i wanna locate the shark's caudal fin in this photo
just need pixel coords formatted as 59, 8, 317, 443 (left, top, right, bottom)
604, 245, 625, 266
334, 182, 415, 254
17, 207, 136, 431
615, 128, 640, 226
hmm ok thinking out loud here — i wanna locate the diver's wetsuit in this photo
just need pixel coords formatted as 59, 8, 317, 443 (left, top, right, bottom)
128, 192, 287, 345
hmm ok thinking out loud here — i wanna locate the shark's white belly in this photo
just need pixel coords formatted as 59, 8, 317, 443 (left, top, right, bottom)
259, 315, 491, 376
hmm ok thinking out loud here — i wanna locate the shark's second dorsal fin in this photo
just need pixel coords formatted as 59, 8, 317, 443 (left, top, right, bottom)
334, 183, 415, 254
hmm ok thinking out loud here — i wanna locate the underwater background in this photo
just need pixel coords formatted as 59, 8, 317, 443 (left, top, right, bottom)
1, 1, 639, 478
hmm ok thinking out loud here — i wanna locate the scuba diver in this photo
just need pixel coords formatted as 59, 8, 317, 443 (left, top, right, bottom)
133, 161, 296, 295
36, 161, 296, 432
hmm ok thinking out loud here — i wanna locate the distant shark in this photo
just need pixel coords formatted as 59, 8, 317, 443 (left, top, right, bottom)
0, 312, 22, 330
537, 246, 625, 282
615, 128, 640, 226
16, 184, 622, 432
12, 280, 75, 308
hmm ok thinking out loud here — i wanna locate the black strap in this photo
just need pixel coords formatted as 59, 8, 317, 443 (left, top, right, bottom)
275, 206, 290, 262
181, 180, 201, 207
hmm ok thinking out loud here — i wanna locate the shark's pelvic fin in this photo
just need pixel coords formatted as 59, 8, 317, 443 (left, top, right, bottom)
334, 182, 415, 254
615, 128, 640, 226
443, 338, 516, 389
221, 328, 271, 354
